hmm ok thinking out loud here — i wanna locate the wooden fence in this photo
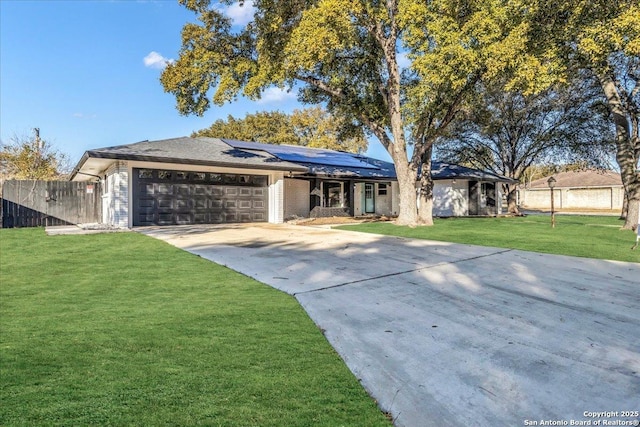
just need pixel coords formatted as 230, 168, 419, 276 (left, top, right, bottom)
1, 180, 101, 228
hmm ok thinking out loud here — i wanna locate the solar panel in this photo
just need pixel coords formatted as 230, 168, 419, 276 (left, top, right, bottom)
222, 139, 379, 170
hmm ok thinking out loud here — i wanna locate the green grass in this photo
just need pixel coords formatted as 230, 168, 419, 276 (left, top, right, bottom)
0, 228, 391, 427
339, 215, 639, 263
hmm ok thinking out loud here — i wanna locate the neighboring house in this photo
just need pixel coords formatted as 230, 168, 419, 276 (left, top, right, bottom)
519, 170, 624, 211
70, 137, 515, 227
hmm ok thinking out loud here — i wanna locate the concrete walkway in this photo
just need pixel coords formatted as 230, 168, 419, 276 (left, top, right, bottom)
139, 224, 640, 427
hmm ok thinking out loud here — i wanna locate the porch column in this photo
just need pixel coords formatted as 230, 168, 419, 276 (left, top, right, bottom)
348, 179, 355, 216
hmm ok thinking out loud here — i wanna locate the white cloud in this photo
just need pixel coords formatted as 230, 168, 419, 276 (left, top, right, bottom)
223, 0, 255, 26
143, 51, 174, 70
257, 87, 296, 104
72, 113, 96, 119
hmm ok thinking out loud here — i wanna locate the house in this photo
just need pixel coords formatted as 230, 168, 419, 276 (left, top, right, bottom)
70, 137, 515, 228
519, 170, 624, 211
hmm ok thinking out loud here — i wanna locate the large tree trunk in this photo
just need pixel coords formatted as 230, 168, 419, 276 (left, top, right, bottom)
620, 191, 628, 220
417, 147, 434, 225
627, 192, 640, 232
393, 158, 419, 226
599, 74, 640, 230
506, 184, 520, 214
417, 181, 434, 225
617, 142, 640, 229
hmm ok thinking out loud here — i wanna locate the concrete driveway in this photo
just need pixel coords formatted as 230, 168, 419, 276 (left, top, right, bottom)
140, 223, 640, 427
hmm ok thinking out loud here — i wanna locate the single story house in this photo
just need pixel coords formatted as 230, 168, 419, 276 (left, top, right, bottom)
519, 170, 624, 211
70, 137, 515, 228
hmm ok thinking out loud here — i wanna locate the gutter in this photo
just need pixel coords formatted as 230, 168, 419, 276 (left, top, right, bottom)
68, 151, 90, 181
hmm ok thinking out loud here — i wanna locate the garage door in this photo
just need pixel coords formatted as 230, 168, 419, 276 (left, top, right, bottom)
133, 168, 268, 226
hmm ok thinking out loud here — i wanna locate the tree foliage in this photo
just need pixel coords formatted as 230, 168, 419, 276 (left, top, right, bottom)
162, 0, 551, 226
525, 0, 639, 228
436, 77, 615, 213
0, 131, 69, 181
193, 107, 368, 153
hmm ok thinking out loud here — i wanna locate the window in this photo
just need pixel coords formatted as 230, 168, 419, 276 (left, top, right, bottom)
176, 171, 188, 180
158, 170, 173, 180
378, 183, 387, 195
138, 169, 153, 179
193, 172, 206, 181
480, 182, 496, 208
251, 176, 267, 186
323, 182, 347, 207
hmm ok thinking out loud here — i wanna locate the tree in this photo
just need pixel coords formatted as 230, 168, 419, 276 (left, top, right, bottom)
289, 107, 368, 153
193, 107, 368, 152
0, 129, 69, 181
436, 77, 615, 213
161, 0, 553, 226
525, 0, 639, 229
194, 111, 299, 145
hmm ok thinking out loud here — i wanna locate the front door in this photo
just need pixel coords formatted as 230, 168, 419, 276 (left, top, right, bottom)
365, 183, 375, 213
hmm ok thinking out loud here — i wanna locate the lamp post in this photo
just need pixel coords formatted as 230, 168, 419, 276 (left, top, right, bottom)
547, 176, 556, 228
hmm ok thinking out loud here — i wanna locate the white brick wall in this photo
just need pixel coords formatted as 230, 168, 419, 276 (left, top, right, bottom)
269, 173, 285, 223
284, 178, 310, 219
103, 162, 129, 228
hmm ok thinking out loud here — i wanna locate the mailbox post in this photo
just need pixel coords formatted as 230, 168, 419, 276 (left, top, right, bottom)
547, 176, 556, 228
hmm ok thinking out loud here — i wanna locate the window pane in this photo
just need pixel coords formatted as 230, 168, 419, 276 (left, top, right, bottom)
158, 170, 173, 180
138, 169, 153, 179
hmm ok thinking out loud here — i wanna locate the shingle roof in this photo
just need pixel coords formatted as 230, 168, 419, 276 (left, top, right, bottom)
71, 137, 307, 179
527, 170, 622, 189
223, 139, 515, 182
222, 139, 379, 170
431, 162, 518, 183
294, 158, 397, 179
71, 136, 516, 183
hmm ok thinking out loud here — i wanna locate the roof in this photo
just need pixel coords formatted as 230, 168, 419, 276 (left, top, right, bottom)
70, 137, 307, 180
526, 170, 623, 189
71, 137, 515, 183
222, 139, 379, 170
431, 162, 518, 183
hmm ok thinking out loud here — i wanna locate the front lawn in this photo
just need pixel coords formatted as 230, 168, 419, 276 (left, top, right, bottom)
0, 228, 391, 426
339, 215, 639, 263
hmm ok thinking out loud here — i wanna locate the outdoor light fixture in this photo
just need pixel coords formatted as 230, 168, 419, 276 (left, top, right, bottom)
547, 176, 556, 228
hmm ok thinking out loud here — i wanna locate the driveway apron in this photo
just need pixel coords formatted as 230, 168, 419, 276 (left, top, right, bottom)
139, 224, 640, 427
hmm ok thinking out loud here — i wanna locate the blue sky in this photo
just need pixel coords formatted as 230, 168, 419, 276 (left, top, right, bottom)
0, 0, 391, 167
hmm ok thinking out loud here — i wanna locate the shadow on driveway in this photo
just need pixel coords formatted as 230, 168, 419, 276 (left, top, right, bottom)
139, 223, 640, 427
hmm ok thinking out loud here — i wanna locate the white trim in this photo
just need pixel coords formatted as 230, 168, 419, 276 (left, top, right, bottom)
269, 173, 285, 223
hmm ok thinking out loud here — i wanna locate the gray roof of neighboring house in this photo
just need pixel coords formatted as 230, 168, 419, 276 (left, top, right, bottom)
71, 136, 516, 183
526, 170, 622, 189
